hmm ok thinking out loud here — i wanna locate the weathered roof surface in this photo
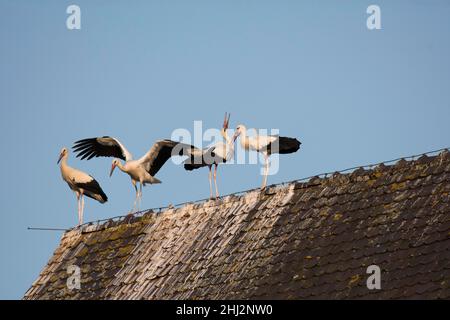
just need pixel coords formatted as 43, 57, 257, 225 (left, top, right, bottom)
24, 151, 450, 300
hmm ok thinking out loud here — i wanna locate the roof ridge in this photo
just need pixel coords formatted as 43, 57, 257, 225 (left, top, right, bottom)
64, 147, 449, 233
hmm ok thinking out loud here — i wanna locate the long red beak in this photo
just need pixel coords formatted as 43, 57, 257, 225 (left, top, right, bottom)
109, 164, 116, 177
223, 112, 230, 130
57, 153, 63, 164
232, 131, 240, 142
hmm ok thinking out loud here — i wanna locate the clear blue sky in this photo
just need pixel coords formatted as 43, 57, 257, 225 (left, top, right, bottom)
1, 0, 449, 299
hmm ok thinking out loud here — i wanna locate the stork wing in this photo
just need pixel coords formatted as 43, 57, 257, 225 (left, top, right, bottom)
139, 139, 199, 176
72, 136, 133, 161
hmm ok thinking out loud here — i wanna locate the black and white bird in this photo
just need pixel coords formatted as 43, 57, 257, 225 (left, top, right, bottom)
57, 147, 108, 225
232, 125, 301, 189
184, 113, 235, 199
72, 137, 196, 212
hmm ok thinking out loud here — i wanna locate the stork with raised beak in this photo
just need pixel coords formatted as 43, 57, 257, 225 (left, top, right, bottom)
57, 147, 108, 225
183, 113, 234, 199
72, 138, 197, 212
232, 125, 301, 190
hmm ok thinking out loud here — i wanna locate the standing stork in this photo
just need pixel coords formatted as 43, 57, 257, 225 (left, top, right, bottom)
183, 113, 234, 199
72, 138, 196, 212
57, 147, 108, 225
232, 125, 301, 190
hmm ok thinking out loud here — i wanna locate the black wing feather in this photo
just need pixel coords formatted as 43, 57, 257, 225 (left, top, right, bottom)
72, 136, 127, 161
144, 140, 198, 176
75, 178, 108, 203
183, 145, 218, 170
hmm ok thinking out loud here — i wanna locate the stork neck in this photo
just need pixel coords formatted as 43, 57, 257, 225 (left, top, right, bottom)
236, 126, 247, 148
240, 132, 248, 149
116, 161, 126, 172
60, 155, 69, 168
59, 155, 70, 176
221, 129, 232, 144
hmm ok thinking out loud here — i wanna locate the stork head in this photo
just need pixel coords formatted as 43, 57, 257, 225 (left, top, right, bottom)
233, 124, 246, 141
110, 159, 120, 177
57, 147, 68, 164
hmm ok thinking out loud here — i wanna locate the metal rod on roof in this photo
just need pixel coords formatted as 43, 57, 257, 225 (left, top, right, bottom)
27, 227, 69, 231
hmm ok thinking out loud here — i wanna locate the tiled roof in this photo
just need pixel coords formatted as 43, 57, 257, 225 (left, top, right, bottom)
24, 151, 450, 299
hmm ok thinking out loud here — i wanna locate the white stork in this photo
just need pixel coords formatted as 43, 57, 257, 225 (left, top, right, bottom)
183, 113, 234, 199
72, 138, 196, 212
57, 147, 108, 225
232, 125, 301, 189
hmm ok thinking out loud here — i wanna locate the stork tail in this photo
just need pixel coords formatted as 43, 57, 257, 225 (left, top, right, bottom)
277, 137, 301, 154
